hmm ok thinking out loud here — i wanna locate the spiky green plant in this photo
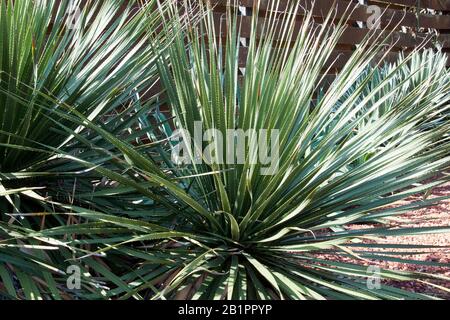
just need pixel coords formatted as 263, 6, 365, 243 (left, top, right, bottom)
317, 48, 449, 169
0, 0, 181, 209
2, 0, 450, 300
0, 0, 187, 299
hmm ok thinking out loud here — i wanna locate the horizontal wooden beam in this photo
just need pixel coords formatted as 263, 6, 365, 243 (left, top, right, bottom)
371, 0, 450, 11
213, 14, 444, 48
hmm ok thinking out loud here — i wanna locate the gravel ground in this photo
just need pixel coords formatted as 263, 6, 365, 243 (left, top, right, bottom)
319, 180, 450, 299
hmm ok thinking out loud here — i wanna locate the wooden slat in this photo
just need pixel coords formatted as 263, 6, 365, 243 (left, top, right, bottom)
437, 33, 450, 46
214, 14, 442, 48
237, 47, 403, 68
371, 0, 450, 11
